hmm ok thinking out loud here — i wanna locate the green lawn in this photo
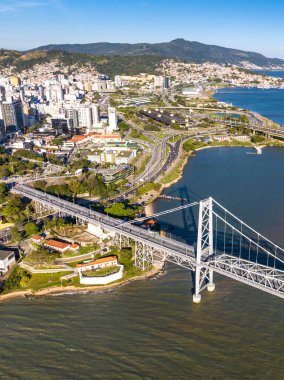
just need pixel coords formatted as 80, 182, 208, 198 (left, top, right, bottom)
26, 271, 73, 291
82, 266, 120, 277
23, 248, 58, 267
137, 133, 156, 145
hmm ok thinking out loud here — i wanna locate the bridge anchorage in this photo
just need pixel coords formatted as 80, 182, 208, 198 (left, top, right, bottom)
12, 184, 284, 303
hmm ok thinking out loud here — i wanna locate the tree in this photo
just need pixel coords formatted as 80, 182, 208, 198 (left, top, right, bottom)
240, 115, 249, 124
0, 166, 11, 179
0, 183, 8, 203
104, 203, 138, 218
11, 227, 21, 242
33, 180, 47, 190
3, 268, 31, 291
24, 222, 39, 237
68, 179, 83, 196
1, 195, 27, 222
251, 135, 266, 144
52, 137, 65, 147
118, 121, 130, 133
85, 174, 108, 198
20, 271, 32, 287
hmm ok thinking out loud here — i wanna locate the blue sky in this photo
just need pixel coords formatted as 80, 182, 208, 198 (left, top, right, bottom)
0, 0, 283, 58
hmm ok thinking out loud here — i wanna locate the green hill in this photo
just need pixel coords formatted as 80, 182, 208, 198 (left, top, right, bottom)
30, 38, 284, 68
0, 49, 164, 76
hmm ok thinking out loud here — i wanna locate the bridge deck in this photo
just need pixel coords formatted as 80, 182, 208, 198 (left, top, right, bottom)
13, 184, 284, 300
13, 184, 196, 267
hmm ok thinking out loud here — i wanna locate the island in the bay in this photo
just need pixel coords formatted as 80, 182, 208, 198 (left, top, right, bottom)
0, 39, 284, 300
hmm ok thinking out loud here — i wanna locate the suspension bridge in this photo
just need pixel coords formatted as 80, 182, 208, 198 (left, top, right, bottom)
13, 184, 284, 303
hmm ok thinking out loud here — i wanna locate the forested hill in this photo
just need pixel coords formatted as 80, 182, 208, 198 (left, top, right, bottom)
31, 38, 284, 68
0, 49, 163, 76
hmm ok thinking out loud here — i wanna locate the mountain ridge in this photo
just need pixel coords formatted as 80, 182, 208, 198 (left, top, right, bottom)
29, 38, 284, 68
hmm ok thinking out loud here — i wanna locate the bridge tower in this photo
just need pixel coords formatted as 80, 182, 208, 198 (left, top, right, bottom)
193, 197, 215, 304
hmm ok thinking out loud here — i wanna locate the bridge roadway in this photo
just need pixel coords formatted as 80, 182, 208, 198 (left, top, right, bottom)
13, 184, 196, 269
12, 184, 284, 300
210, 255, 284, 299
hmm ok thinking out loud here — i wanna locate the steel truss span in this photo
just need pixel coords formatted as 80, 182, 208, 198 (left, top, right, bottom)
13, 184, 284, 303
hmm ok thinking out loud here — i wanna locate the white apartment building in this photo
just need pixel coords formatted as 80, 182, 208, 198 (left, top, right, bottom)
0, 250, 16, 276
107, 106, 118, 133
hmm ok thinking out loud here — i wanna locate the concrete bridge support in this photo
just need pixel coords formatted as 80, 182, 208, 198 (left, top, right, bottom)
207, 268, 215, 292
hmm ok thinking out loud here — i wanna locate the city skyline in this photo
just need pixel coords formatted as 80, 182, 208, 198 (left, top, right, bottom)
0, 0, 283, 58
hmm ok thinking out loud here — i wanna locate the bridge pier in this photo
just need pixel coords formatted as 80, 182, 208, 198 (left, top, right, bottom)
207, 268, 215, 292
193, 265, 202, 303
113, 233, 131, 250
134, 241, 154, 271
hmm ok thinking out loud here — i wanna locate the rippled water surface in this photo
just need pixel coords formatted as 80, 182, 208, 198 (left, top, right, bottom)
214, 87, 284, 126
1, 147, 284, 380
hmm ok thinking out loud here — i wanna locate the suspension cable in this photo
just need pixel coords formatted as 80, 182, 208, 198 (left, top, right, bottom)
212, 199, 284, 257
118, 201, 199, 226
213, 211, 284, 265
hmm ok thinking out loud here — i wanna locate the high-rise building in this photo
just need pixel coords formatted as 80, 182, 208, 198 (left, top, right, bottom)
38, 85, 44, 99
0, 86, 6, 102
1, 100, 24, 134
163, 76, 170, 89
92, 105, 100, 126
65, 108, 79, 133
20, 88, 25, 102
114, 76, 122, 87
55, 84, 64, 102
0, 106, 4, 142
79, 105, 93, 132
108, 107, 118, 132
154, 75, 164, 88
154, 75, 170, 89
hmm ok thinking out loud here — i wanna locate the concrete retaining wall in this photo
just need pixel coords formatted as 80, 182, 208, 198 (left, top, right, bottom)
79, 265, 124, 285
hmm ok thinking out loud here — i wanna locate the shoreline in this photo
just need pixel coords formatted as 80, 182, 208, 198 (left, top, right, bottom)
144, 141, 283, 218
0, 263, 164, 303
213, 86, 284, 127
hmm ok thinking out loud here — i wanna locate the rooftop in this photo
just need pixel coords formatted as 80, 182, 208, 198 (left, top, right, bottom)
0, 249, 15, 261
77, 255, 117, 268
44, 239, 70, 250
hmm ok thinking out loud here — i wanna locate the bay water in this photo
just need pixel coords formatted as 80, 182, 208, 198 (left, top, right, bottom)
1, 147, 284, 379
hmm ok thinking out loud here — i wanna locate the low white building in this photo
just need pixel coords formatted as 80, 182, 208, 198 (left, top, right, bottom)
43, 239, 79, 253
182, 87, 201, 96
88, 149, 135, 165
233, 135, 251, 142
77, 256, 124, 285
0, 250, 16, 276
214, 135, 231, 142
